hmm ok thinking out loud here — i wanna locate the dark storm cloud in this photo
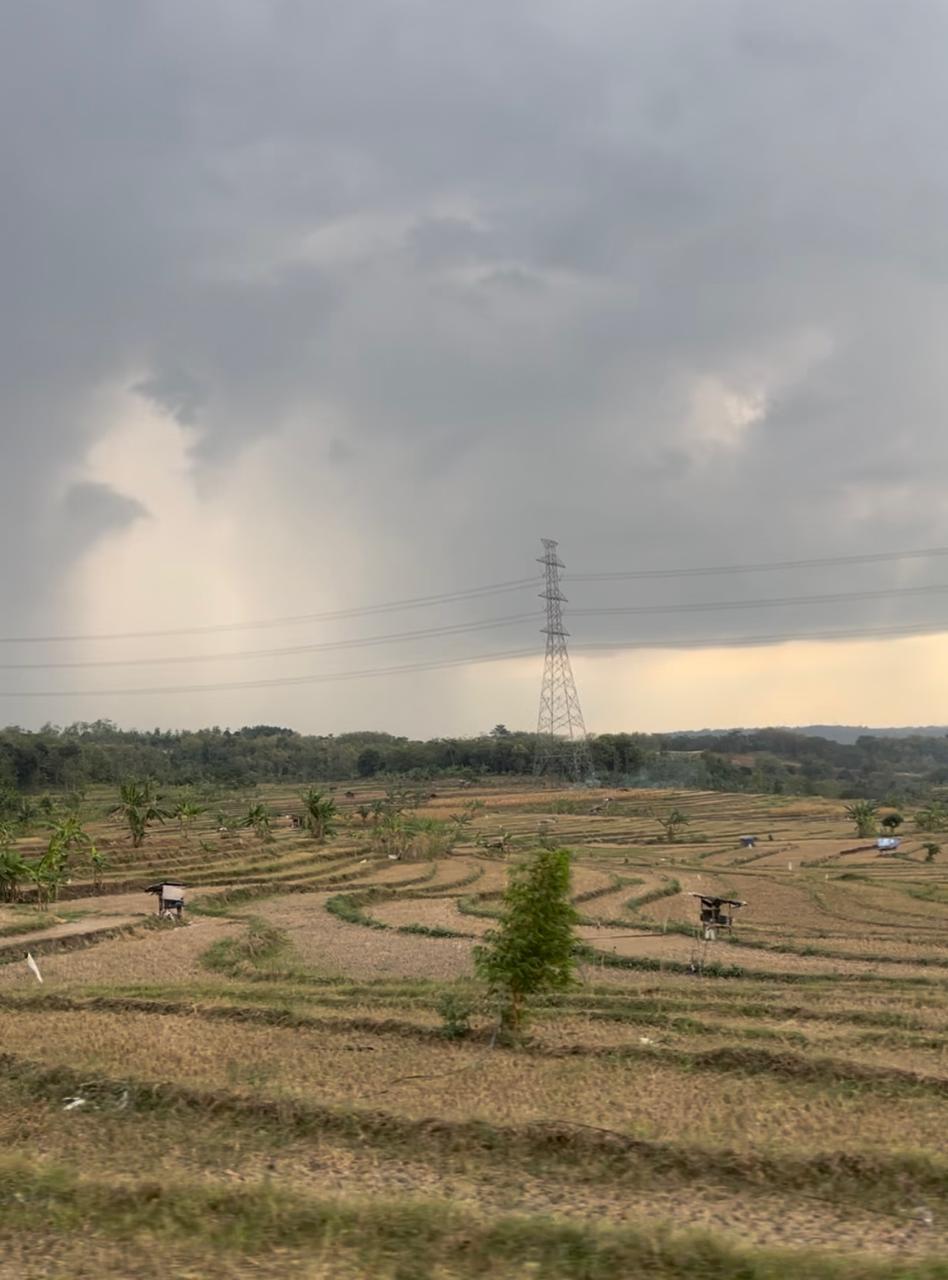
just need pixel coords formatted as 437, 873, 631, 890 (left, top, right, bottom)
134, 371, 206, 428
4, 0, 948, 667
60, 482, 148, 544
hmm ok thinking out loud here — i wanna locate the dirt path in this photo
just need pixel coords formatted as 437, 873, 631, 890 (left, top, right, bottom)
0, 884, 238, 952
0, 916, 239, 989
3, 914, 136, 947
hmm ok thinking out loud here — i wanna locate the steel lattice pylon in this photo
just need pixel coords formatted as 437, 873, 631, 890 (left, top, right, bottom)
533, 538, 592, 781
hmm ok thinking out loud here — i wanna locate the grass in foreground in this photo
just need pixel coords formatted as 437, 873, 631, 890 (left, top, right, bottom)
0, 1157, 946, 1280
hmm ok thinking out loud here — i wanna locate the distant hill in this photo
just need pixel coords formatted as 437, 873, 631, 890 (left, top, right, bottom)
668, 724, 948, 745
670, 727, 946, 747
794, 725, 948, 745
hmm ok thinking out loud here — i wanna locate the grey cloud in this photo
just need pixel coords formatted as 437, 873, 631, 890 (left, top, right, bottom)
406, 217, 494, 270
134, 371, 206, 427
4, 1, 948, 723
327, 437, 355, 466
60, 482, 149, 543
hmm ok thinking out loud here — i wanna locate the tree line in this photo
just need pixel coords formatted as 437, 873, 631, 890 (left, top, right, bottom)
2, 720, 948, 801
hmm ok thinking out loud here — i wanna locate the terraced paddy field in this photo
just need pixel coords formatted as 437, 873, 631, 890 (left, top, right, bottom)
3, 780, 948, 1278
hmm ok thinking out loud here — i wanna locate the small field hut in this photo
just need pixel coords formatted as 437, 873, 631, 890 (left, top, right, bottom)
146, 881, 186, 920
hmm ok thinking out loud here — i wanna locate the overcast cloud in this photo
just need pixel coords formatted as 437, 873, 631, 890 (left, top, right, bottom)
4, 1, 948, 734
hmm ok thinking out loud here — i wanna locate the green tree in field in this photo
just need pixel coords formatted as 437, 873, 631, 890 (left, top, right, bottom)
174, 799, 204, 841
915, 802, 947, 833
371, 807, 413, 859
449, 798, 486, 843
844, 800, 878, 838
23, 858, 60, 909
63, 789, 86, 817
29, 834, 72, 908
88, 843, 109, 893
110, 781, 169, 848
241, 802, 273, 842
48, 814, 91, 856
657, 807, 690, 843
923, 841, 941, 863
880, 812, 903, 833
475, 846, 578, 1035
301, 788, 337, 843
0, 841, 29, 903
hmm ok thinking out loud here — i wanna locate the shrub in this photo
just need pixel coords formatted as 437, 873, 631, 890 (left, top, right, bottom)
475, 847, 578, 1035
915, 804, 947, 834
437, 991, 475, 1039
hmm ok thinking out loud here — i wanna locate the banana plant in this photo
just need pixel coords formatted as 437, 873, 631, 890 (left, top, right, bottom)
0, 847, 29, 903
174, 799, 205, 841
240, 802, 273, 842
110, 781, 169, 848
300, 788, 338, 843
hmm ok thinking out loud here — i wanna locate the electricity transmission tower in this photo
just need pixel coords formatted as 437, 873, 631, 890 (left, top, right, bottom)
533, 538, 593, 782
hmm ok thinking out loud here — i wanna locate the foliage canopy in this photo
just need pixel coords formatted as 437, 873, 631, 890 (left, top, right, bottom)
475, 846, 578, 1033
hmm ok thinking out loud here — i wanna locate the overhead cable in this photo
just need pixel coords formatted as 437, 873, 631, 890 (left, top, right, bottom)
0, 645, 539, 698
567, 545, 948, 582
0, 577, 541, 645
0, 612, 540, 670
7, 543, 948, 647
5, 615, 948, 699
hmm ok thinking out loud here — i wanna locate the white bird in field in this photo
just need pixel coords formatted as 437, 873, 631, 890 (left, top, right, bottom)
26, 952, 43, 984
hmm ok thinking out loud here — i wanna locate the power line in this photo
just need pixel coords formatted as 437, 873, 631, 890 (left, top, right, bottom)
0, 612, 540, 670
567, 545, 948, 582
6, 542, 948, 647
0, 646, 540, 698
4, 614, 948, 699
572, 581, 948, 617
0, 577, 541, 645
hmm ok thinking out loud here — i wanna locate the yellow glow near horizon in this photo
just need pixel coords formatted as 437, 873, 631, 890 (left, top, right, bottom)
572, 634, 948, 732
462, 633, 948, 737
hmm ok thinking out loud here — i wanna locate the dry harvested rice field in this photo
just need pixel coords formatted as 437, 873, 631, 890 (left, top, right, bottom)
3, 780, 948, 1278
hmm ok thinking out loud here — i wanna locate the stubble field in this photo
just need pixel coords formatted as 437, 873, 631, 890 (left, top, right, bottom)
2, 779, 948, 1278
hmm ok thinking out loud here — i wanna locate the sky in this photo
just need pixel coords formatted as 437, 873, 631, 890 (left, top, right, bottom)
4, 0, 948, 737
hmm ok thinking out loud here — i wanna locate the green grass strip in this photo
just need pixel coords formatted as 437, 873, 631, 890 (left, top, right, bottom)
326, 887, 472, 938
624, 878, 682, 913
